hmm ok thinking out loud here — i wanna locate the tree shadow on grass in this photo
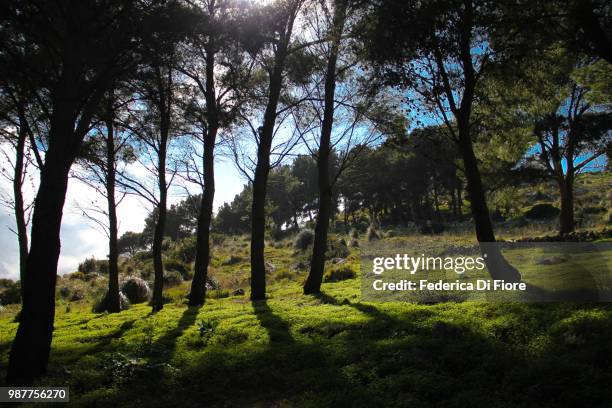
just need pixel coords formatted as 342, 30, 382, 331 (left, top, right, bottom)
149, 305, 201, 359
37, 293, 612, 407
252, 300, 294, 343
49, 318, 138, 369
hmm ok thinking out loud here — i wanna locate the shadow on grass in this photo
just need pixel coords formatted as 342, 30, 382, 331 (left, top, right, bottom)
149, 306, 201, 358
252, 300, 294, 343
33, 293, 612, 407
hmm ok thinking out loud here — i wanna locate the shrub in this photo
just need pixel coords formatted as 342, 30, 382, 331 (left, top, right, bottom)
350, 228, 359, 239
93, 291, 130, 313
366, 225, 379, 241
70, 290, 85, 302
607, 209, 612, 224
222, 255, 243, 266
294, 229, 314, 250
508, 216, 529, 227
205, 276, 221, 291
120, 277, 151, 303
211, 233, 226, 246
0, 281, 21, 305
326, 236, 350, 259
323, 265, 356, 282
207, 289, 230, 299
84, 272, 101, 281
385, 230, 398, 238
164, 259, 190, 280
78, 257, 97, 273
69, 271, 86, 281
349, 238, 359, 248
58, 286, 71, 300
524, 203, 560, 220
173, 236, 197, 263
163, 271, 183, 287
420, 222, 445, 235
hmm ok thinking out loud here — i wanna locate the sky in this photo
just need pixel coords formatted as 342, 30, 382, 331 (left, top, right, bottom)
0, 157, 243, 280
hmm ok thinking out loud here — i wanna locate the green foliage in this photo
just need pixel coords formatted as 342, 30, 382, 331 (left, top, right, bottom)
326, 235, 350, 259
525, 203, 561, 220
163, 271, 183, 287
293, 229, 314, 250
323, 264, 356, 282
0, 281, 20, 305
164, 259, 191, 280
117, 231, 146, 256
120, 277, 151, 304
78, 257, 106, 274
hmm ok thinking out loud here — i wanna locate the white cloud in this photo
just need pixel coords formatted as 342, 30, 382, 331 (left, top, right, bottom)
0, 156, 244, 280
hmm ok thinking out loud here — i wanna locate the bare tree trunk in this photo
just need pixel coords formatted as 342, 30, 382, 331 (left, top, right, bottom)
7, 124, 73, 384
559, 177, 575, 234
457, 125, 496, 242
105, 106, 120, 313
250, 7, 298, 300
304, 0, 347, 295
14, 106, 29, 292
190, 43, 218, 306
152, 124, 168, 312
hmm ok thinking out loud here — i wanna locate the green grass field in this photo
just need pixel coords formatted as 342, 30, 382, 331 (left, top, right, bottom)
0, 171, 610, 406
2, 253, 612, 406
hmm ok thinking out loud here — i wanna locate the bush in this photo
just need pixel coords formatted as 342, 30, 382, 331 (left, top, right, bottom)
120, 277, 151, 303
323, 265, 356, 282
222, 255, 243, 266
366, 225, 379, 241
420, 222, 445, 235
173, 236, 197, 263
524, 203, 560, 220
294, 229, 314, 250
70, 290, 85, 302
507, 216, 529, 227
607, 209, 612, 224
163, 271, 183, 287
207, 289, 230, 299
93, 291, 130, 313
164, 259, 190, 280
348, 238, 359, 248
205, 276, 221, 291
326, 236, 350, 259
78, 257, 97, 273
385, 230, 398, 238
69, 271, 86, 281
0, 281, 21, 305
350, 228, 359, 239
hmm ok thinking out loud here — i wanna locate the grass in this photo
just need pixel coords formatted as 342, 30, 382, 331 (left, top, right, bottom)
0, 171, 610, 406
2, 269, 612, 406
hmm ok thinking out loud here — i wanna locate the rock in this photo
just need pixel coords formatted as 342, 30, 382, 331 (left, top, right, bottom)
265, 261, 276, 274
70, 290, 84, 301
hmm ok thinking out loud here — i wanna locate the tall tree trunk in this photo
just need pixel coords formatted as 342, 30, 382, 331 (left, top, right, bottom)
105, 109, 120, 313
190, 44, 218, 306
14, 106, 29, 293
457, 126, 496, 242
304, 0, 347, 295
189, 128, 215, 306
559, 177, 574, 234
152, 103, 169, 312
6, 137, 73, 385
250, 9, 298, 300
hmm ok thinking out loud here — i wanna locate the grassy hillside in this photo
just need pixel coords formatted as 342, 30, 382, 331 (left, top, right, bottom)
0, 172, 610, 406
2, 280, 612, 407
